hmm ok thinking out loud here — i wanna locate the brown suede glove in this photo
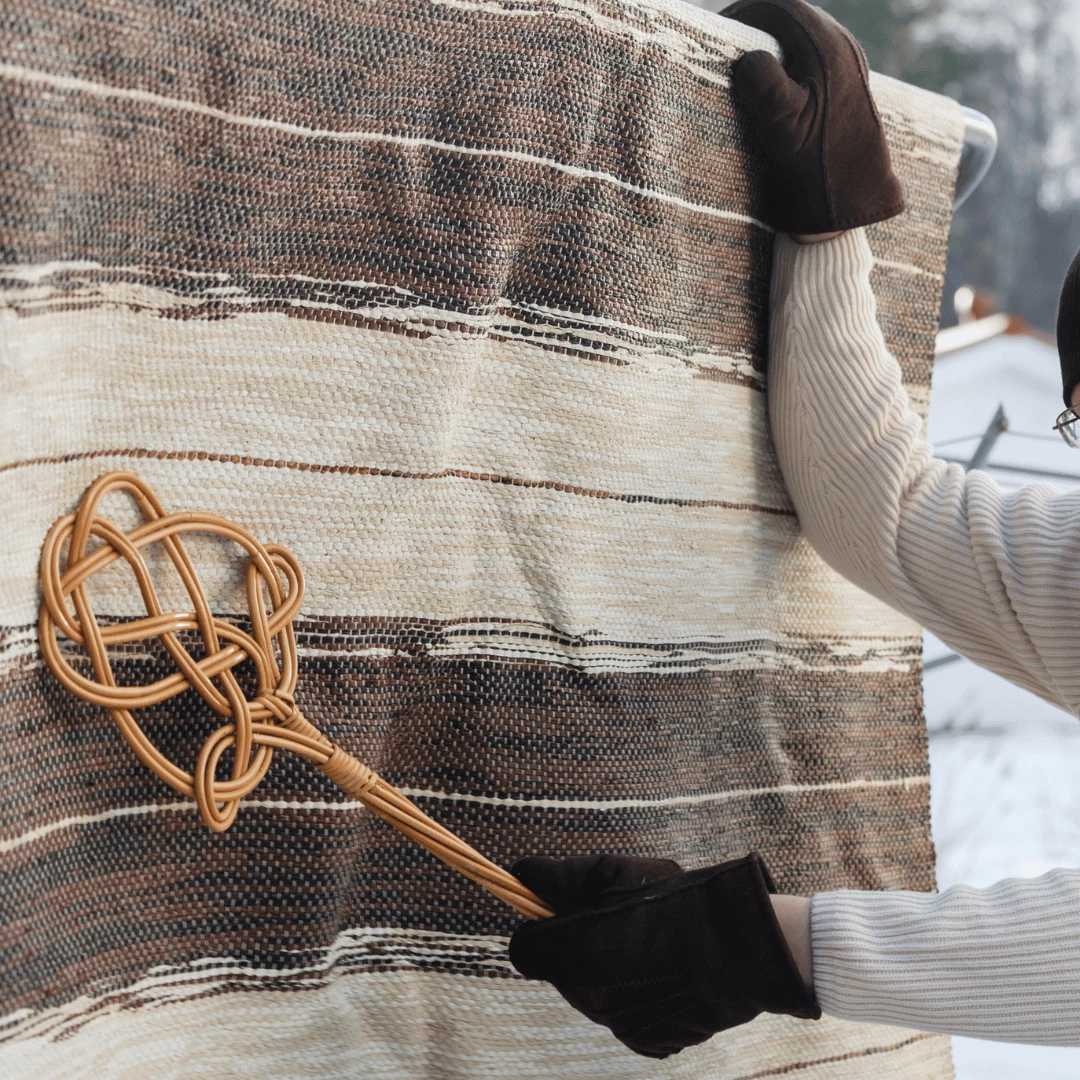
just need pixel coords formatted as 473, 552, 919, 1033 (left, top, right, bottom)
509, 852, 819, 1059
723, 0, 905, 234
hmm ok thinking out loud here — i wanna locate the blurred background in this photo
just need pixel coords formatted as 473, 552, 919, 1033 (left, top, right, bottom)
691, 0, 1080, 335
686, 2, 1080, 1077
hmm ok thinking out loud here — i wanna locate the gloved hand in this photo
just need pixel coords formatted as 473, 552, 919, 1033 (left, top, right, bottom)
508, 851, 820, 1059
722, 0, 905, 235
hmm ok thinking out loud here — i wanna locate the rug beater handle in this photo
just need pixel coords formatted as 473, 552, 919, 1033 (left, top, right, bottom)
288, 711, 553, 920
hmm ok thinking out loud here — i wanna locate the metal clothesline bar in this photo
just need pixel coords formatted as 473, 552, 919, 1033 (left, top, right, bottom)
924, 653, 964, 671
965, 405, 1008, 470
934, 430, 1063, 448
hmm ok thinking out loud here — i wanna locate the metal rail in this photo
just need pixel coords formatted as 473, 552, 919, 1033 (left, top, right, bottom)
955, 106, 998, 208
965, 404, 1008, 470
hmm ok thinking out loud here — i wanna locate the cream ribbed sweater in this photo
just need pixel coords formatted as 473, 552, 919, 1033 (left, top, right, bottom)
770, 229, 1080, 1045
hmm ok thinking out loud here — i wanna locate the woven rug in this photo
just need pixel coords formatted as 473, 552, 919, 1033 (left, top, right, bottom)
0, 1, 963, 1077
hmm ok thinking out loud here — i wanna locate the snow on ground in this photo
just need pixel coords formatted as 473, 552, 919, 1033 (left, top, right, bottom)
926, 646, 1080, 1079
924, 331, 1080, 1078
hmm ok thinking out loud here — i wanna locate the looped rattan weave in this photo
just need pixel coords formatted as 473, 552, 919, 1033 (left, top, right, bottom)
38, 471, 551, 920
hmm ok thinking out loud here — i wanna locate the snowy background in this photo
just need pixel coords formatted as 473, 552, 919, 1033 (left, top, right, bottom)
928, 657, 1080, 1080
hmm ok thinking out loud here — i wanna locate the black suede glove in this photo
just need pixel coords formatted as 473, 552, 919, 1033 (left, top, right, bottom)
722, 0, 905, 235
1059, 245, 1080, 406
509, 852, 819, 1059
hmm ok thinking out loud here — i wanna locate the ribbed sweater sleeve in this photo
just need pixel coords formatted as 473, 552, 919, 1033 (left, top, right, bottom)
769, 230, 1080, 715
768, 229, 1080, 1043
811, 874, 1080, 1044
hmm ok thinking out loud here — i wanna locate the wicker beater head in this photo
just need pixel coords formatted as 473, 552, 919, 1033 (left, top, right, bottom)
38, 470, 312, 831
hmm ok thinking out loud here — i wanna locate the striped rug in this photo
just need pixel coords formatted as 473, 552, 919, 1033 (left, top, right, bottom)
0, 1, 962, 1076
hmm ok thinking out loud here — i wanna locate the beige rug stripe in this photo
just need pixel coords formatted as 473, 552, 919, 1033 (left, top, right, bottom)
0, 456, 918, 644
0, 299, 778, 499
0, 629, 922, 679
0, 968, 951, 1080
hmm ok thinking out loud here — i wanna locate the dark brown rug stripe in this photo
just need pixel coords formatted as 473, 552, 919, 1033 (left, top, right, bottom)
731, 1033, 939, 1080
0, 110, 772, 360
0, 782, 934, 1015
0, 632, 927, 818
0, 0, 750, 206
0, 449, 794, 509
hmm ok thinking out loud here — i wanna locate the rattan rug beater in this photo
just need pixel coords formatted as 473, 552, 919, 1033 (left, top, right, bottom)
38, 470, 551, 920
0, 0, 963, 1077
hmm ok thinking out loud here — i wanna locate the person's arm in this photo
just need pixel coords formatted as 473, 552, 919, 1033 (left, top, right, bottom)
768, 228, 1080, 715
767, 230, 1080, 1043
809, 869, 1080, 1044
773, 870, 1080, 1045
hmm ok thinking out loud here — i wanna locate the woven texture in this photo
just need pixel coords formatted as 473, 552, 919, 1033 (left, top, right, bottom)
0, 1, 962, 1076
